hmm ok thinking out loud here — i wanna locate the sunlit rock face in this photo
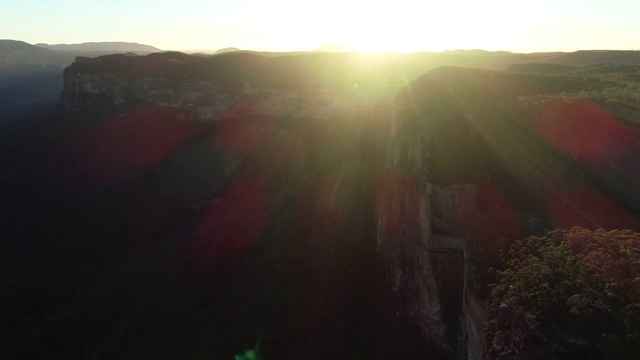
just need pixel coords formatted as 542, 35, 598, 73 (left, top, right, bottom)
379, 102, 446, 351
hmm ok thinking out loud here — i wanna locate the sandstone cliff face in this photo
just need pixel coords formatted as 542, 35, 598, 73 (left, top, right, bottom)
58, 52, 479, 357
380, 100, 448, 351
61, 52, 394, 121
35, 53, 640, 358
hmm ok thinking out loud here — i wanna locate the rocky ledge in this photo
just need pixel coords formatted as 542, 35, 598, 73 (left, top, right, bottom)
61, 51, 414, 121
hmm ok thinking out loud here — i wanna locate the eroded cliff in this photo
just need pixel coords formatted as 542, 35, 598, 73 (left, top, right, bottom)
44, 51, 459, 358
9, 49, 640, 359
61, 52, 411, 121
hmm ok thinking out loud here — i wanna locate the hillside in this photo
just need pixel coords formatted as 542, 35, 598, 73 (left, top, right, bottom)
0, 39, 72, 69
0, 39, 52, 55
0, 40, 160, 126
395, 64, 640, 358
538, 50, 640, 65
0, 40, 73, 126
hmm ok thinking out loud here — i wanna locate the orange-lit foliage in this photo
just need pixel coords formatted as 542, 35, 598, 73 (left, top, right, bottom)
486, 227, 640, 359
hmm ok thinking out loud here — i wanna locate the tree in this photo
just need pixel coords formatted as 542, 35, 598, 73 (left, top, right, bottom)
485, 227, 640, 359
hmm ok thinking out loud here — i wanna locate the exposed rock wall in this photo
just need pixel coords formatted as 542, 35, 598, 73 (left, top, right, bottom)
430, 185, 477, 236
391, 76, 488, 358
61, 52, 391, 121
380, 102, 447, 351
429, 236, 466, 358
58, 52, 482, 357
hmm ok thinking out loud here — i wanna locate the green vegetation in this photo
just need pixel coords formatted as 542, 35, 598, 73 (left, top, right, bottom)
510, 63, 640, 110
485, 227, 640, 359
235, 348, 259, 360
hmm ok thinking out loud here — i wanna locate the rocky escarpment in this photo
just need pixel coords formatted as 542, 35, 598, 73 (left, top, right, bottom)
45, 51, 464, 358
61, 52, 403, 121
60, 50, 570, 122
378, 108, 447, 352
12, 48, 640, 359
396, 65, 640, 359
57, 52, 503, 358
54, 53, 640, 358
388, 87, 484, 358
57, 56, 624, 358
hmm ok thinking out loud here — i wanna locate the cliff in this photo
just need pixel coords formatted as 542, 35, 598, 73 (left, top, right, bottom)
12, 50, 640, 358
59, 50, 490, 357
3, 50, 461, 358
60, 50, 588, 121
52, 52, 532, 358
61, 52, 402, 120
395, 65, 640, 359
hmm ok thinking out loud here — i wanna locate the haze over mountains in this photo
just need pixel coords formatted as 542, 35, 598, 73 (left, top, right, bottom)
35, 41, 162, 53
3, 37, 640, 128
0, 40, 163, 126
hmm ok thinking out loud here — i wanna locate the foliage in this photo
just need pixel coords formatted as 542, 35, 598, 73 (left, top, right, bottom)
235, 349, 259, 360
485, 227, 640, 359
514, 64, 640, 109
235, 337, 262, 360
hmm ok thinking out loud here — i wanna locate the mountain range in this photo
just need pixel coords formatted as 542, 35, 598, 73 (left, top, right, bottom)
0, 40, 162, 126
34, 41, 162, 53
3, 38, 640, 128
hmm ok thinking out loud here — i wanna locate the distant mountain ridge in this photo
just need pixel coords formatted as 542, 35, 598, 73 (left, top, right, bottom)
215, 47, 241, 54
0, 39, 161, 126
0, 39, 53, 53
314, 43, 350, 52
538, 50, 640, 65
4, 39, 640, 127
0, 39, 64, 66
35, 41, 161, 53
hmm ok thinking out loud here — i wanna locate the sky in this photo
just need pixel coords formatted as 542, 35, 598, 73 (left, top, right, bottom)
2, 0, 639, 53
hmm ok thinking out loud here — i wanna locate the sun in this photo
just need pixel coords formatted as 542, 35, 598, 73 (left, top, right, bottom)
245, 0, 541, 53
296, 0, 535, 53
304, 0, 465, 52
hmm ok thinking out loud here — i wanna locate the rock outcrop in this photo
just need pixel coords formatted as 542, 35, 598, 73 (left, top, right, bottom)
379, 102, 446, 351
60, 50, 574, 121
65, 53, 624, 358
57, 51, 466, 356
10, 49, 640, 358
62, 50, 550, 359
61, 52, 401, 121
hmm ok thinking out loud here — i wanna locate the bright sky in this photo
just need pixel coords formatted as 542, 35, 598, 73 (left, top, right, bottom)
2, 0, 639, 52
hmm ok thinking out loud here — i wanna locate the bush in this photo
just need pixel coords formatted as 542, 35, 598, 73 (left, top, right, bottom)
485, 227, 640, 359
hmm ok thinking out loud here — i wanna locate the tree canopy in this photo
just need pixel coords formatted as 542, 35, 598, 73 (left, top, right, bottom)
485, 227, 640, 359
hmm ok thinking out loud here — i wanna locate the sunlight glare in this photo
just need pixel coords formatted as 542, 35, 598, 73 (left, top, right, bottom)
301, 0, 552, 52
